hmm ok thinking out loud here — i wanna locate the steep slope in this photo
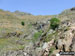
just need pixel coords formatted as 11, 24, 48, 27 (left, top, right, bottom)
0, 7, 75, 56
0, 9, 54, 56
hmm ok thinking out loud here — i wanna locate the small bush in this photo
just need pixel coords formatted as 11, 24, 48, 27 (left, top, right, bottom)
21, 21, 25, 26
50, 18, 60, 30
33, 30, 42, 42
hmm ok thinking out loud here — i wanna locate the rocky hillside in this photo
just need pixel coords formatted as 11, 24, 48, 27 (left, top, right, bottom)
0, 8, 75, 56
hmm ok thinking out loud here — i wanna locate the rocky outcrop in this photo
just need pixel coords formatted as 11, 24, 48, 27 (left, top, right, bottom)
55, 26, 75, 52
42, 39, 54, 56
70, 7, 75, 11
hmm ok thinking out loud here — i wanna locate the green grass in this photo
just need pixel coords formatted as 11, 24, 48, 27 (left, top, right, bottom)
32, 30, 42, 42
48, 46, 56, 56
0, 37, 31, 51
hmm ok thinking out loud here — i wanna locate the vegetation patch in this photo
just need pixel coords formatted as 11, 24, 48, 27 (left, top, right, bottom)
32, 30, 42, 42
0, 37, 30, 51
45, 32, 58, 42
21, 21, 25, 26
48, 46, 56, 56
50, 18, 60, 30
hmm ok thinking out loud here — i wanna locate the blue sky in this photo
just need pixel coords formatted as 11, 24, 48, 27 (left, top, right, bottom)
0, 0, 75, 15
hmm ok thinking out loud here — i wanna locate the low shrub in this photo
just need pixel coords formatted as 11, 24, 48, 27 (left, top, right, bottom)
21, 21, 25, 26
50, 18, 60, 30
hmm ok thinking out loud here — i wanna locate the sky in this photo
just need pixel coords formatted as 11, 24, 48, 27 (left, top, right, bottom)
0, 0, 75, 15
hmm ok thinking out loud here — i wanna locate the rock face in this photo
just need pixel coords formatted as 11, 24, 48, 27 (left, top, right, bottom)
71, 37, 75, 51
42, 39, 54, 56
50, 25, 75, 56
57, 29, 74, 51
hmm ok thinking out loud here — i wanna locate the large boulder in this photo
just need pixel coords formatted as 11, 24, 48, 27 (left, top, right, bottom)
57, 26, 75, 51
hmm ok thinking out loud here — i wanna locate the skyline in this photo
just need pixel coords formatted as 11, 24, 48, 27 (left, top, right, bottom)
0, 0, 75, 15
